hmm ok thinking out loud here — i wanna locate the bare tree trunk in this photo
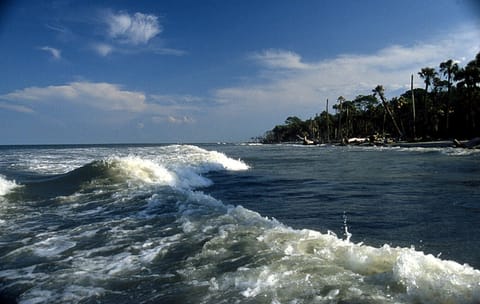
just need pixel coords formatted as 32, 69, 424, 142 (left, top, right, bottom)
411, 74, 416, 139
374, 85, 404, 138
338, 104, 342, 140
326, 99, 330, 142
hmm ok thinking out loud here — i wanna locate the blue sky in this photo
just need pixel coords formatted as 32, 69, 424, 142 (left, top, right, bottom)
1, 0, 479, 144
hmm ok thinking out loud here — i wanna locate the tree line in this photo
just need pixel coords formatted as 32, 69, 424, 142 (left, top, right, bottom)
260, 52, 480, 143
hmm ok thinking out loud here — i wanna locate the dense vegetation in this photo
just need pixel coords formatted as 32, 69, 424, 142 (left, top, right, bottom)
260, 52, 480, 143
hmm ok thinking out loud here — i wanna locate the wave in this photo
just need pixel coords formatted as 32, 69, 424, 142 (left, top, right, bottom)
354, 144, 480, 156
92, 147, 248, 189
14, 146, 249, 200
1, 145, 480, 303
0, 175, 18, 196
179, 204, 480, 303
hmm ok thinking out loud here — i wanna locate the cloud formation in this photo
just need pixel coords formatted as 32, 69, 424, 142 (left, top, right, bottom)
1, 81, 147, 112
39, 46, 61, 59
0, 102, 34, 113
0, 82, 202, 127
251, 49, 309, 70
151, 115, 195, 124
105, 11, 162, 45
215, 26, 480, 114
92, 43, 114, 56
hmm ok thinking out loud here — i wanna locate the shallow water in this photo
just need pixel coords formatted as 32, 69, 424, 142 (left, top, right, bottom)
0, 143, 479, 303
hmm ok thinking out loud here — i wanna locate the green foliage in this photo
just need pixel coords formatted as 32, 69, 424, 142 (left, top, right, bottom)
261, 52, 480, 143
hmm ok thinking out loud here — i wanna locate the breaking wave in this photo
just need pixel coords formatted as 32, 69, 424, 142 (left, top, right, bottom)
1, 144, 479, 303
0, 175, 18, 197
12, 146, 249, 200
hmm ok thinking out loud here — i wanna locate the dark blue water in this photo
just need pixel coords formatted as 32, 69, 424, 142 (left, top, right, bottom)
1, 143, 479, 303
207, 144, 480, 268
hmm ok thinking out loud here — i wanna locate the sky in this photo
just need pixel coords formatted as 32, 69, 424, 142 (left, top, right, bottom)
0, 0, 479, 144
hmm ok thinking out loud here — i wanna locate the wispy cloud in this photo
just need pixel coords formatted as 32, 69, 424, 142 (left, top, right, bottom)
1, 81, 147, 112
251, 49, 310, 70
152, 115, 196, 124
150, 94, 206, 105
45, 24, 69, 34
0, 82, 204, 127
92, 43, 114, 56
215, 25, 480, 114
105, 11, 162, 45
151, 47, 187, 56
45, 23, 72, 41
39, 46, 61, 59
0, 101, 34, 113
90, 10, 185, 57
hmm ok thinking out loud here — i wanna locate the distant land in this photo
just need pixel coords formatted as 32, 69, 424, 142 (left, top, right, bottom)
258, 52, 480, 144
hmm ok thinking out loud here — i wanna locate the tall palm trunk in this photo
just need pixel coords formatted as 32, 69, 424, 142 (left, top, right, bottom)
418, 67, 437, 138
373, 85, 403, 138
440, 60, 459, 136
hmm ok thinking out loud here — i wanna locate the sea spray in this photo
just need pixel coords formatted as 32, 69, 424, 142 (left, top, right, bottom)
0, 144, 479, 303
343, 211, 352, 242
0, 175, 18, 196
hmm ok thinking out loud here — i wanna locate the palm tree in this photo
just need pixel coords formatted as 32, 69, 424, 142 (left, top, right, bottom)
336, 96, 345, 140
373, 85, 403, 138
439, 59, 459, 133
418, 67, 437, 137
454, 53, 480, 135
419, 67, 436, 93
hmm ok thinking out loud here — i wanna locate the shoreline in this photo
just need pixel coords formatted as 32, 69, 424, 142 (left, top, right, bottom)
261, 138, 480, 149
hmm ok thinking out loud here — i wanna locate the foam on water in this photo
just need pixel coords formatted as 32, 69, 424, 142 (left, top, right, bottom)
187, 208, 480, 303
359, 144, 480, 156
104, 146, 249, 189
1, 144, 479, 303
105, 156, 177, 186
31, 236, 76, 258
0, 175, 18, 196
161, 144, 250, 172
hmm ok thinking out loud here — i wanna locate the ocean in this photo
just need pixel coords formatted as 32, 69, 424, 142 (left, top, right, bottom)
0, 143, 479, 303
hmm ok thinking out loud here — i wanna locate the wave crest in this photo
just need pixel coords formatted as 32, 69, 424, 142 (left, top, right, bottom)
0, 175, 18, 196
18, 146, 250, 199
105, 156, 177, 186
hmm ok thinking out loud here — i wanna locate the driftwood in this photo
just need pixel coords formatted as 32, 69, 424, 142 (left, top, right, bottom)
348, 137, 368, 144
297, 135, 316, 145
453, 137, 480, 149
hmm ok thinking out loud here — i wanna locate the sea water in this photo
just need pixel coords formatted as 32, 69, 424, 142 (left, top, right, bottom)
0, 143, 479, 303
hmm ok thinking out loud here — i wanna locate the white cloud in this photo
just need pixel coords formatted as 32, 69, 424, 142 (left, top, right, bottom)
1, 82, 147, 112
152, 48, 187, 56
105, 11, 162, 45
92, 43, 114, 56
39, 46, 61, 59
150, 94, 205, 105
215, 25, 480, 114
0, 101, 34, 113
92, 10, 185, 57
251, 49, 310, 70
0, 82, 205, 128
167, 115, 195, 124
151, 115, 195, 124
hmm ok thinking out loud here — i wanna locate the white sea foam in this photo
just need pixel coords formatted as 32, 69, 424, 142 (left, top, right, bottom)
258, 227, 480, 302
393, 250, 480, 303
32, 236, 77, 257
3, 144, 478, 303
19, 285, 105, 304
102, 146, 249, 190
205, 150, 250, 171
107, 156, 177, 186
179, 202, 480, 303
0, 174, 18, 196
161, 144, 249, 172
367, 144, 480, 156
